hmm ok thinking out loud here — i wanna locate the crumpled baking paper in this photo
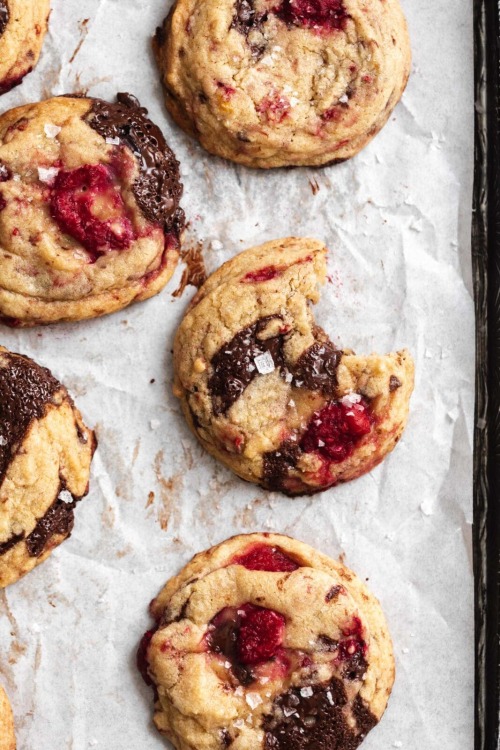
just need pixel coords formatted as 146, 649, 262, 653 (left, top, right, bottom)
0, 0, 474, 748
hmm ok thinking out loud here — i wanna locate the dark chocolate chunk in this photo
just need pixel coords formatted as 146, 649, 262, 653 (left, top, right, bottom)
231, 0, 268, 57
84, 93, 185, 238
0, 352, 60, 485
325, 585, 346, 602
263, 678, 377, 750
0, 2, 8, 38
262, 439, 300, 493
220, 729, 233, 747
389, 375, 402, 392
293, 340, 341, 396
0, 532, 24, 556
25, 496, 75, 557
208, 317, 286, 416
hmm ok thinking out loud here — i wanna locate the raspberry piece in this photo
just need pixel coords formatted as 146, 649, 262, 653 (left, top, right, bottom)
301, 397, 373, 463
276, 0, 348, 30
242, 266, 282, 283
50, 164, 134, 260
257, 94, 291, 124
237, 605, 286, 665
137, 629, 156, 686
232, 544, 299, 572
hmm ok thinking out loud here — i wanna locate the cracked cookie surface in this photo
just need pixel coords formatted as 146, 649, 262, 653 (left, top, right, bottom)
0, 93, 185, 326
173, 237, 414, 495
139, 533, 395, 750
0, 346, 96, 588
0, 686, 15, 750
154, 0, 411, 167
0, 0, 50, 96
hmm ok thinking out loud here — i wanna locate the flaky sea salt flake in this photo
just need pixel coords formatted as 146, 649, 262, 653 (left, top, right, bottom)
254, 351, 275, 375
44, 123, 61, 138
38, 166, 59, 183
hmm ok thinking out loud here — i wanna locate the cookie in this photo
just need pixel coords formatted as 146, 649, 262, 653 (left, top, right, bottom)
0, 93, 185, 326
139, 532, 395, 750
0, 686, 15, 750
153, 0, 411, 168
173, 238, 414, 495
0, 347, 96, 588
0, 0, 50, 96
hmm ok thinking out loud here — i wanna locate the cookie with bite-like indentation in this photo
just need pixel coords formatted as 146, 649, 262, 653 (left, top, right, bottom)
0, 0, 50, 96
0, 93, 185, 326
138, 532, 395, 750
154, 0, 411, 168
0, 686, 15, 750
0, 347, 96, 588
173, 237, 414, 496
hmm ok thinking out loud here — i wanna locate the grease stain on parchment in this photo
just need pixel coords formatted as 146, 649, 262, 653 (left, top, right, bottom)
151, 451, 183, 531
173, 242, 207, 298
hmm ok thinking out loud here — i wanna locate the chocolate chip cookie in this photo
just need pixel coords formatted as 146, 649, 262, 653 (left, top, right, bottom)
154, 0, 411, 167
0, 0, 50, 96
138, 533, 395, 750
0, 686, 15, 750
0, 93, 185, 326
0, 347, 96, 588
173, 238, 414, 495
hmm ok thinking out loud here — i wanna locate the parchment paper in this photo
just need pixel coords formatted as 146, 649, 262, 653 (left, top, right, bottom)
0, 1, 474, 748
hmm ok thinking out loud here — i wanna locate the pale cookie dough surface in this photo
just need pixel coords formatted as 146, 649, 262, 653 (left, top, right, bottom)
173, 238, 414, 495
154, 0, 411, 167
0, 347, 96, 588
0, 686, 15, 750
140, 533, 395, 750
0, 0, 50, 96
0, 94, 185, 326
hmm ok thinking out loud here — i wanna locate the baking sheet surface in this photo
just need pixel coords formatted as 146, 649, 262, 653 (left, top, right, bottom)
0, 1, 474, 748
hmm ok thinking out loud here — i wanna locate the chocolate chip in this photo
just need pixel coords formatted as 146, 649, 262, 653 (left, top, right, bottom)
389, 375, 402, 392
0, 1, 8, 37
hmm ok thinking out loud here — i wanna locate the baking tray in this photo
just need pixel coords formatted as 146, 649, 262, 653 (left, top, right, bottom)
473, 0, 500, 748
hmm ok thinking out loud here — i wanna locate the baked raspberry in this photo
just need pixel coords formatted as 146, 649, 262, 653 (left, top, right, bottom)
232, 543, 299, 572
301, 396, 373, 463
137, 629, 156, 686
50, 164, 134, 260
207, 603, 286, 677
217, 81, 236, 99
276, 0, 349, 31
257, 93, 291, 123
237, 605, 285, 665
242, 266, 282, 283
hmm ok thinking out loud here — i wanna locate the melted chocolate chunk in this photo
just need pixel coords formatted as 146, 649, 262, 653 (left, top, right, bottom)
0, 532, 24, 556
25, 497, 75, 557
293, 340, 341, 396
231, 0, 268, 56
84, 93, 185, 238
0, 2, 8, 38
0, 161, 11, 182
0, 352, 60, 485
206, 610, 254, 685
263, 678, 377, 750
208, 320, 341, 416
220, 729, 233, 747
262, 440, 300, 492
209, 317, 286, 416
389, 375, 402, 392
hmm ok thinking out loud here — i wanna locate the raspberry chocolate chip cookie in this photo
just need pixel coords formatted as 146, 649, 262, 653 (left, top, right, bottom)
139, 533, 395, 750
0, 93, 185, 326
154, 0, 411, 168
0, 347, 96, 588
173, 238, 414, 495
0, 0, 50, 96
0, 686, 15, 750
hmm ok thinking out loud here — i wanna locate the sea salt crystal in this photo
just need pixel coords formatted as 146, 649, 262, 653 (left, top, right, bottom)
246, 693, 262, 709
326, 691, 334, 705
44, 123, 61, 138
283, 707, 297, 717
340, 392, 361, 406
234, 687, 244, 697
233, 719, 245, 728
317, 439, 325, 447
285, 371, 293, 383
339, 94, 349, 104
254, 351, 275, 375
105, 136, 121, 146
224, 661, 231, 669
0, 435, 6, 446
59, 490, 74, 504
38, 166, 59, 183
300, 687, 313, 698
